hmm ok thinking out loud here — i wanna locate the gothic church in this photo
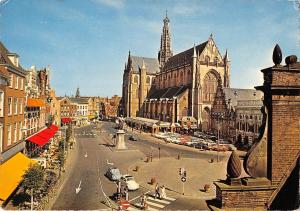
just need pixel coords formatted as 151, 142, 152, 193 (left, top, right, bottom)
121, 14, 230, 130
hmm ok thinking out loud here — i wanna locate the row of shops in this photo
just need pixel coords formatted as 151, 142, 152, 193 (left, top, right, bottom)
124, 117, 198, 134
0, 123, 65, 207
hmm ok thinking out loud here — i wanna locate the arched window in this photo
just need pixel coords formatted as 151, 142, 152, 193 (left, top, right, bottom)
146, 76, 150, 84
205, 56, 210, 63
134, 75, 138, 84
203, 71, 219, 102
180, 71, 183, 85
214, 57, 218, 65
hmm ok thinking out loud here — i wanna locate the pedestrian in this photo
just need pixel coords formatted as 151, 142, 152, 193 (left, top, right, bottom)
161, 185, 167, 199
154, 183, 160, 199
140, 194, 147, 209
125, 187, 129, 201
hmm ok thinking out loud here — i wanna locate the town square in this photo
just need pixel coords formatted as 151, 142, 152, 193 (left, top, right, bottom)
0, 0, 299, 210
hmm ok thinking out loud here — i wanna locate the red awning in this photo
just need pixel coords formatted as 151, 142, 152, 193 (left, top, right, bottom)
61, 117, 72, 124
26, 125, 59, 146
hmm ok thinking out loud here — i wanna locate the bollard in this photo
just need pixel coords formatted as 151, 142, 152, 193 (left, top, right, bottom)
178, 154, 180, 160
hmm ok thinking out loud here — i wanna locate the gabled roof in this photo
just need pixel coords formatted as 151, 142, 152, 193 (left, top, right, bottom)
69, 97, 89, 104
164, 41, 208, 70
0, 41, 26, 74
148, 85, 188, 100
131, 56, 159, 74
223, 88, 264, 107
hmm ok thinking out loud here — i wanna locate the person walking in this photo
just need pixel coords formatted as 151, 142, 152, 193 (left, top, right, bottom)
161, 185, 167, 199
154, 183, 160, 199
140, 194, 147, 210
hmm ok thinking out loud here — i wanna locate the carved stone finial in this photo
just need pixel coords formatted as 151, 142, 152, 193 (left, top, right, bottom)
272, 44, 282, 66
227, 150, 241, 179
285, 55, 298, 66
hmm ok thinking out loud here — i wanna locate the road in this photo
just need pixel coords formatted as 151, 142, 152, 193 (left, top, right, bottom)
52, 121, 226, 210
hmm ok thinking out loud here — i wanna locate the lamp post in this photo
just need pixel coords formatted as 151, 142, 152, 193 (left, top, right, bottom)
212, 112, 224, 162
61, 125, 68, 154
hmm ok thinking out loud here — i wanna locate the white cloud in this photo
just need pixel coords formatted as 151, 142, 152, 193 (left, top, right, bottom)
91, 0, 124, 10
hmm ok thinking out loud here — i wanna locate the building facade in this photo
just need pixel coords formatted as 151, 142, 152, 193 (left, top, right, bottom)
0, 42, 27, 162
121, 14, 230, 130
211, 79, 263, 144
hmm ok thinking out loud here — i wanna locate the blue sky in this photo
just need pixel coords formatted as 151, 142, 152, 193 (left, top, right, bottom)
0, 0, 299, 97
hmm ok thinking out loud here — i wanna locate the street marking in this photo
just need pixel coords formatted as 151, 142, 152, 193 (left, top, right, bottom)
147, 207, 159, 211
133, 203, 159, 211
164, 196, 176, 201
75, 180, 81, 194
127, 207, 139, 211
146, 201, 164, 208
129, 190, 151, 202
106, 159, 114, 165
147, 197, 171, 204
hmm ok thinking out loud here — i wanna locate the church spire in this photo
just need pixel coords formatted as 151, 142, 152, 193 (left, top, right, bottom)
224, 49, 230, 62
75, 86, 80, 98
158, 11, 173, 70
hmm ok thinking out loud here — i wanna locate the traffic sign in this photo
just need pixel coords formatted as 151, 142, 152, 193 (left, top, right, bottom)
119, 199, 130, 209
181, 177, 186, 182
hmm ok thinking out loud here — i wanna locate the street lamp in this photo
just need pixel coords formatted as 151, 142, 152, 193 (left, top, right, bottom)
61, 125, 68, 154
212, 112, 224, 162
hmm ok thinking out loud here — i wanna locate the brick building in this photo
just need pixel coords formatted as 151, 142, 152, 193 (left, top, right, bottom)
99, 95, 121, 119
211, 80, 263, 145
121, 14, 230, 130
0, 42, 27, 163
214, 46, 300, 210
59, 97, 77, 124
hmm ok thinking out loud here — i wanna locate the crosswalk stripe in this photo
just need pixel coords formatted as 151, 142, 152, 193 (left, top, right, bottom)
127, 207, 139, 211
146, 201, 165, 208
147, 197, 171, 204
164, 196, 176, 201
147, 207, 159, 211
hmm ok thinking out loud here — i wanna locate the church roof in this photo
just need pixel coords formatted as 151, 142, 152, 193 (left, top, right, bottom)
131, 56, 159, 74
148, 85, 188, 100
164, 41, 208, 70
223, 88, 263, 107
69, 97, 89, 104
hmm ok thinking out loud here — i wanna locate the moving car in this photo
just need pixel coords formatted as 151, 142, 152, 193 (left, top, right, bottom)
105, 167, 122, 181
128, 135, 139, 141
121, 174, 139, 191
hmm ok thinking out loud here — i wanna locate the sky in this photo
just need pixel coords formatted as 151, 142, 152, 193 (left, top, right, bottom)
0, 0, 299, 97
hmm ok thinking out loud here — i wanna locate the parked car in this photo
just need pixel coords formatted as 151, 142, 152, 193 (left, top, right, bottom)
121, 174, 139, 191
105, 167, 122, 181
128, 135, 138, 141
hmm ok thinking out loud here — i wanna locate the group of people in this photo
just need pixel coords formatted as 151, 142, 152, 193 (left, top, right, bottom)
140, 183, 167, 210
154, 183, 167, 199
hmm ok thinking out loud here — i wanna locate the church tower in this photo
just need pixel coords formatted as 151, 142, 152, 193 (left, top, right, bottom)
158, 11, 173, 69
75, 86, 80, 98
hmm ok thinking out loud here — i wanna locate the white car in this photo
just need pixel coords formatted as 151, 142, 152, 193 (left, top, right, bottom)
121, 174, 140, 191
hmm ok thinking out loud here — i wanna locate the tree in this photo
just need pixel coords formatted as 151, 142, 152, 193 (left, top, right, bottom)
57, 149, 66, 176
22, 163, 45, 210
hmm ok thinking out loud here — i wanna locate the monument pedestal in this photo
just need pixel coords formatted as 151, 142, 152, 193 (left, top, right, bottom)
115, 130, 127, 150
